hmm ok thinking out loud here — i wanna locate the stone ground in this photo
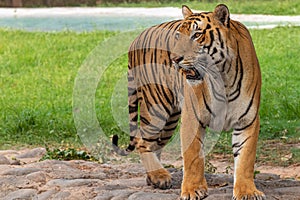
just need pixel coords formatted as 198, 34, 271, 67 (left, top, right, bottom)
0, 148, 299, 200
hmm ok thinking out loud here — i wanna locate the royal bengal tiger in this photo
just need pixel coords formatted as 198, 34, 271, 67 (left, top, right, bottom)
112, 4, 265, 200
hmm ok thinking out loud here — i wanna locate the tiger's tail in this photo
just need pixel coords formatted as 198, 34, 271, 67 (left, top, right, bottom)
112, 66, 137, 156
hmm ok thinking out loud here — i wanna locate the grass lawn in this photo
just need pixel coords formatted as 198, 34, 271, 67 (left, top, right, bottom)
0, 26, 299, 165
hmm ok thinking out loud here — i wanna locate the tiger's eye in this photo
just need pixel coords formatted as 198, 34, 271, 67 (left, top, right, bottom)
195, 33, 201, 38
192, 32, 202, 40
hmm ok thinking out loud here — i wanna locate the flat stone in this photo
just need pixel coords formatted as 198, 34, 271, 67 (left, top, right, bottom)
0, 155, 10, 165
45, 178, 100, 188
0, 176, 29, 191
268, 195, 300, 200
9, 159, 21, 165
3, 189, 37, 200
206, 193, 233, 200
255, 173, 280, 181
26, 171, 47, 183
95, 189, 135, 200
205, 173, 233, 187
16, 148, 46, 159
37, 189, 58, 200
128, 191, 178, 200
0, 150, 18, 156
272, 186, 300, 195
1, 167, 40, 176
52, 191, 71, 199
107, 177, 146, 188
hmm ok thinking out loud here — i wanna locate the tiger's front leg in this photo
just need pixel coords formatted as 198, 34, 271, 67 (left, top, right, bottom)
232, 116, 265, 200
180, 128, 208, 200
180, 105, 208, 199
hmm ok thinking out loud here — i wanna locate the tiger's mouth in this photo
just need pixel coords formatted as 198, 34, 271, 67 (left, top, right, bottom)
177, 65, 204, 81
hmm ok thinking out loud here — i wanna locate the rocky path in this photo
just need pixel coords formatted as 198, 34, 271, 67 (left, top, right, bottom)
0, 148, 299, 200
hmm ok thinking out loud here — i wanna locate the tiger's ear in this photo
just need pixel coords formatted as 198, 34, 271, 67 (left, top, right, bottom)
182, 5, 193, 19
213, 4, 230, 27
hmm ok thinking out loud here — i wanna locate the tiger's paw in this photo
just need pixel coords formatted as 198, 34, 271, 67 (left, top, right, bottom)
146, 168, 172, 189
233, 185, 265, 200
180, 185, 208, 200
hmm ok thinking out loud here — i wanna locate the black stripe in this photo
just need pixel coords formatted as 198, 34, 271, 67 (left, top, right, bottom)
140, 116, 150, 126
199, 34, 205, 44
129, 105, 137, 113
153, 39, 159, 64
196, 135, 204, 145
202, 92, 216, 118
206, 24, 211, 30
138, 145, 149, 150
172, 110, 181, 116
214, 59, 223, 65
127, 145, 135, 151
232, 136, 251, 148
233, 146, 243, 157
131, 114, 138, 122
238, 85, 257, 120
159, 84, 173, 107
128, 76, 134, 81
153, 86, 172, 116
144, 84, 158, 105
210, 47, 218, 57
228, 54, 243, 102
230, 54, 240, 87
142, 91, 152, 111
165, 118, 179, 127
216, 28, 224, 49
205, 30, 214, 54
148, 104, 168, 122
129, 90, 137, 96
146, 123, 163, 133
189, 18, 202, 22
234, 112, 258, 132
160, 136, 172, 140
128, 87, 136, 93
191, 96, 206, 129
221, 60, 227, 72
130, 123, 137, 132
220, 51, 225, 59
149, 62, 157, 84
174, 21, 183, 31
168, 20, 179, 30
208, 78, 226, 103
142, 137, 159, 142
163, 127, 177, 132
140, 29, 150, 51
147, 28, 156, 49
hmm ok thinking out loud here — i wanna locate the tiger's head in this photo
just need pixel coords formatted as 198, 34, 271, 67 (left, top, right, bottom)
171, 4, 232, 84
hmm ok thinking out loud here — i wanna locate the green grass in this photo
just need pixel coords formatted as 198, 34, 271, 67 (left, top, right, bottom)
0, 30, 114, 148
254, 27, 300, 135
101, 0, 300, 15
0, 26, 299, 165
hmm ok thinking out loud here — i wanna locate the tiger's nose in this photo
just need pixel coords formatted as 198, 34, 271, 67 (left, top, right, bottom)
171, 53, 184, 64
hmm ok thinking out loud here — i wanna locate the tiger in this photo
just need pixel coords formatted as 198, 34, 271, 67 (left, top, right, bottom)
112, 4, 265, 200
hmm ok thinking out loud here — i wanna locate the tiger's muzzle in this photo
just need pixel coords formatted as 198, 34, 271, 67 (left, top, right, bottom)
171, 54, 204, 81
